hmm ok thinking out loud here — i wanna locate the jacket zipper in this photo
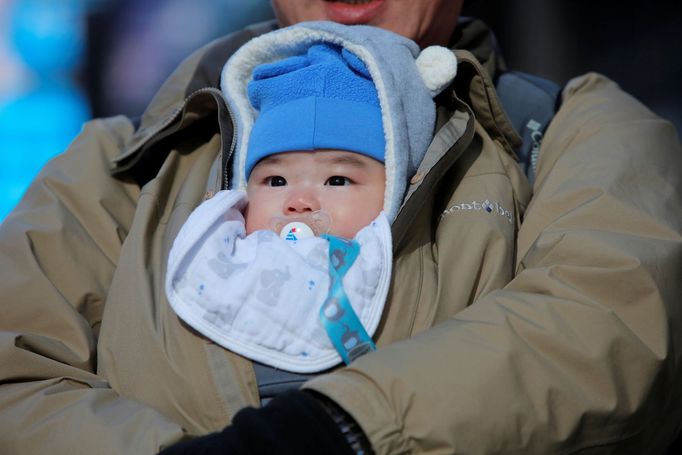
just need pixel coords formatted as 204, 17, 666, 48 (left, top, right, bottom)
221, 95, 238, 191
117, 87, 236, 185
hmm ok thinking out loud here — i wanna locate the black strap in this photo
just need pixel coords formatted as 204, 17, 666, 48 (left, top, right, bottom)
252, 361, 318, 406
495, 71, 562, 184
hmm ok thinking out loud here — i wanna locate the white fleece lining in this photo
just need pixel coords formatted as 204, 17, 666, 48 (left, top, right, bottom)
220, 26, 398, 218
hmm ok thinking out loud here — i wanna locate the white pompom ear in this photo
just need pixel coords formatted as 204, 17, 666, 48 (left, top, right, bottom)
416, 46, 458, 97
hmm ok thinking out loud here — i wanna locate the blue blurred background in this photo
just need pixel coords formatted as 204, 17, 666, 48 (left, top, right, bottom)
1, 0, 680, 222
0, 0, 275, 222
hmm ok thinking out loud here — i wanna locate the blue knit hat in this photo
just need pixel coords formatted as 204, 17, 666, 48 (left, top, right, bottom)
245, 43, 385, 177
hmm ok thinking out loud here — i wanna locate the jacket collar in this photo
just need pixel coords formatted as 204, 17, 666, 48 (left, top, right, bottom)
111, 20, 277, 176
391, 21, 521, 246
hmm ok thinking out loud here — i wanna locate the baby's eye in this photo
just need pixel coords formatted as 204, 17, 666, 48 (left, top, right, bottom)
325, 176, 352, 186
266, 176, 287, 187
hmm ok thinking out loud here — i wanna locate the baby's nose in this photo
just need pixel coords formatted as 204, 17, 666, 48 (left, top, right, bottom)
285, 190, 321, 214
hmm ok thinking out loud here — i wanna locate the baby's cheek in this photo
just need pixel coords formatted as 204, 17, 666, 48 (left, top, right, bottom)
244, 201, 268, 235
331, 203, 381, 238
243, 204, 255, 234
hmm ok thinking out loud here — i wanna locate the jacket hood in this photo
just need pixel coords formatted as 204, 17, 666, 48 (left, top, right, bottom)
220, 21, 457, 222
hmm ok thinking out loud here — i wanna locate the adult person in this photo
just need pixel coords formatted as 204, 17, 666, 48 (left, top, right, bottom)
1, 0, 681, 454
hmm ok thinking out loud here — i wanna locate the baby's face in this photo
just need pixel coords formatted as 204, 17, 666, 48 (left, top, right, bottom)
245, 150, 385, 239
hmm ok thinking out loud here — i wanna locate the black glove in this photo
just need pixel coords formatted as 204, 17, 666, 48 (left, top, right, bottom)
158, 390, 362, 455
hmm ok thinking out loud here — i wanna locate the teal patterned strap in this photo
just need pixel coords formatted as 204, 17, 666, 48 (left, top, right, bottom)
319, 235, 377, 365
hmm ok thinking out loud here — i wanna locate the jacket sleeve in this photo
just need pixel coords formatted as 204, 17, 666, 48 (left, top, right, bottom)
304, 74, 682, 453
0, 117, 186, 454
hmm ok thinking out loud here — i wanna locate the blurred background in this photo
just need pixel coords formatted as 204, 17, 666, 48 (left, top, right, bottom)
1, 0, 680, 222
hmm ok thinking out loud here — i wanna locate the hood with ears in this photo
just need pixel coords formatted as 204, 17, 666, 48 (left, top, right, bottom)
220, 20, 457, 222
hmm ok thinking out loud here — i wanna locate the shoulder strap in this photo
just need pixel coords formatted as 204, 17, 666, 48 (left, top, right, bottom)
495, 71, 562, 184
253, 362, 318, 406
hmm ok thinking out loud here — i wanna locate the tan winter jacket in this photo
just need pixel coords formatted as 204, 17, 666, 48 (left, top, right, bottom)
1, 19, 681, 454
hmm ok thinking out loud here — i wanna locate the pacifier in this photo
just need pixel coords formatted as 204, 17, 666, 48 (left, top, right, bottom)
271, 211, 332, 241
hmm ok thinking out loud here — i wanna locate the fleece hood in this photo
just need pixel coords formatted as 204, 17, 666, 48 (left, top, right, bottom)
220, 21, 457, 222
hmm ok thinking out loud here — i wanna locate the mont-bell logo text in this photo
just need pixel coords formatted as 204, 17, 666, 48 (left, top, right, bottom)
441, 199, 513, 224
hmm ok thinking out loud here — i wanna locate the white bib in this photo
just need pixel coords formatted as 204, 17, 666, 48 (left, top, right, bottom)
165, 190, 392, 373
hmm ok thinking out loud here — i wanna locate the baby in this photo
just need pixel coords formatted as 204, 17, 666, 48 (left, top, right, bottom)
166, 22, 457, 374
241, 41, 389, 240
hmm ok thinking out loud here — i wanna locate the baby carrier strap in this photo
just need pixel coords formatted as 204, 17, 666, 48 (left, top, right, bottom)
253, 362, 318, 405
495, 71, 562, 184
